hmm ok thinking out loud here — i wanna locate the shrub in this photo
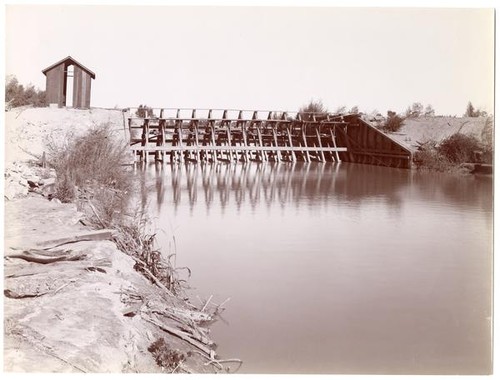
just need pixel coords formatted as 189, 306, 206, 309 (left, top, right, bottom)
55, 172, 77, 203
298, 100, 328, 121
148, 338, 186, 371
414, 149, 452, 172
383, 111, 405, 132
437, 133, 482, 164
5, 75, 47, 108
136, 104, 156, 118
47, 123, 131, 224
405, 102, 423, 118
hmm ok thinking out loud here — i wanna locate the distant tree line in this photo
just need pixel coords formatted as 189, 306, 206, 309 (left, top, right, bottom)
135, 104, 156, 118
464, 101, 488, 117
5, 75, 47, 108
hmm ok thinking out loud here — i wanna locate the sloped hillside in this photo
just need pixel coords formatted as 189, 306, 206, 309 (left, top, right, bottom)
4, 107, 128, 164
386, 116, 491, 152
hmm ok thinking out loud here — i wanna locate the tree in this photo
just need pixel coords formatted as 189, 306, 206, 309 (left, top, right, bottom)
5, 75, 46, 108
383, 110, 405, 132
464, 101, 476, 117
437, 133, 482, 163
424, 104, 435, 117
464, 101, 487, 117
349, 106, 359, 115
405, 102, 424, 118
136, 104, 156, 118
334, 105, 346, 114
298, 100, 328, 121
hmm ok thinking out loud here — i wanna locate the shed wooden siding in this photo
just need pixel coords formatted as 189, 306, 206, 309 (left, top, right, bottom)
72, 66, 92, 109
42, 56, 95, 109
45, 65, 65, 107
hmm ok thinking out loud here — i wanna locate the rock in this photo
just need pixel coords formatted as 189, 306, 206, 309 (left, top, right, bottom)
4, 179, 29, 200
26, 175, 41, 184
18, 178, 29, 188
27, 180, 39, 188
43, 177, 56, 186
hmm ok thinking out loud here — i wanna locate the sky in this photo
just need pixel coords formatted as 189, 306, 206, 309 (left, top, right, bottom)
4, 2, 496, 116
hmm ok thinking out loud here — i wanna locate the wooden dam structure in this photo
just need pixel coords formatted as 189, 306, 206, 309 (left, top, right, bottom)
127, 108, 412, 169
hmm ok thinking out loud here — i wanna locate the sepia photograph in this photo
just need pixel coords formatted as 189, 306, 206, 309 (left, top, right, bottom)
2, 0, 495, 376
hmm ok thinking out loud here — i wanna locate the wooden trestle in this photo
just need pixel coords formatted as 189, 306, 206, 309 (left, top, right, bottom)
127, 108, 412, 168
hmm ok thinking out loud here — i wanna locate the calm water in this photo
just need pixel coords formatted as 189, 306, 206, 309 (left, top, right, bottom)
135, 162, 492, 374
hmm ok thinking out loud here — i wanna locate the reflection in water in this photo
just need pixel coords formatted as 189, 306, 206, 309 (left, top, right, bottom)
138, 161, 491, 217
134, 162, 492, 374
139, 162, 419, 215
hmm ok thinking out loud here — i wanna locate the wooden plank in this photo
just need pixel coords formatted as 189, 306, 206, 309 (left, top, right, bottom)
315, 127, 325, 162
33, 229, 115, 249
330, 129, 341, 162
131, 146, 347, 152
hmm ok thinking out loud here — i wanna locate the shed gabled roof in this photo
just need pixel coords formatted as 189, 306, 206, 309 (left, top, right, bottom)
42, 56, 96, 79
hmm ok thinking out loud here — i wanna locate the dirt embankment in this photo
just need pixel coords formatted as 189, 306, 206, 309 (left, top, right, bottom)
384, 116, 491, 152
3, 107, 232, 373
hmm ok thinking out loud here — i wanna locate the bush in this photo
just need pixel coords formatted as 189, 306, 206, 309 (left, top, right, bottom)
55, 172, 77, 203
298, 100, 328, 121
437, 133, 482, 164
47, 123, 131, 224
5, 75, 47, 108
414, 149, 452, 172
136, 104, 156, 118
383, 111, 405, 132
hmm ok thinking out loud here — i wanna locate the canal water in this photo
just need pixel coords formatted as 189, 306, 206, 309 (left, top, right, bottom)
135, 162, 492, 374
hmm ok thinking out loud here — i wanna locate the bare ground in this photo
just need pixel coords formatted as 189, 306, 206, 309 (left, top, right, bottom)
3, 107, 232, 373
385, 116, 490, 152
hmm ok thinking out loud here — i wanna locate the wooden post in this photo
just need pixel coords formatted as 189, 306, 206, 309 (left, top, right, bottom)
223, 110, 234, 162
210, 121, 218, 163
193, 120, 201, 162
178, 110, 185, 163
286, 127, 297, 162
156, 119, 165, 162
331, 128, 341, 162
143, 118, 150, 163
256, 123, 267, 162
240, 116, 249, 162
316, 127, 325, 162
272, 124, 282, 162
302, 123, 310, 162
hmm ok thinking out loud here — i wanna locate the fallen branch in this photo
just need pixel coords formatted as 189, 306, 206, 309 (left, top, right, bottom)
201, 295, 213, 313
191, 350, 243, 372
205, 358, 243, 372
133, 257, 175, 297
6, 250, 86, 264
33, 229, 115, 249
141, 313, 213, 356
4, 279, 77, 299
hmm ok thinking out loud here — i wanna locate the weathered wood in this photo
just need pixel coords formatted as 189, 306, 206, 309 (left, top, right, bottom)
141, 313, 213, 356
6, 250, 86, 264
133, 146, 347, 152
33, 229, 115, 249
130, 110, 412, 167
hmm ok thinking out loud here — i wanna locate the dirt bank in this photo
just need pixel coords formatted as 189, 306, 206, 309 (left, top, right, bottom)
384, 116, 490, 152
3, 107, 234, 373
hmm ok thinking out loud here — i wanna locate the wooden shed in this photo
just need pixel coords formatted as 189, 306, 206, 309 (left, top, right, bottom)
42, 56, 96, 109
